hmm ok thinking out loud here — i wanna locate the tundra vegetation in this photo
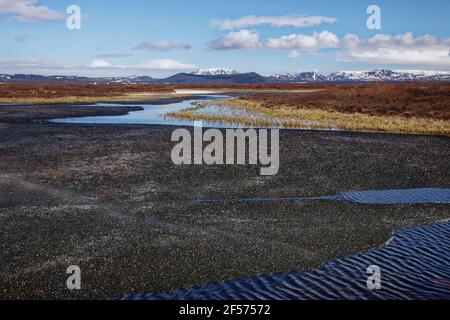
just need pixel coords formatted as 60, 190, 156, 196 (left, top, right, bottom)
168, 83, 450, 135
1, 82, 449, 134
0, 83, 173, 103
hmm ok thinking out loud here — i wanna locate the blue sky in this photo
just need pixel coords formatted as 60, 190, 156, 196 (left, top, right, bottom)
0, 0, 449, 77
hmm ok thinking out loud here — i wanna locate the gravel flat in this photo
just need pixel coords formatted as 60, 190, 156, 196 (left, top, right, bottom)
0, 103, 449, 299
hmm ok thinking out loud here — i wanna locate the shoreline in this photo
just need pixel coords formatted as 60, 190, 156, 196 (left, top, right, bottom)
1, 97, 449, 137
0, 103, 449, 299
167, 98, 450, 136
2, 81, 449, 136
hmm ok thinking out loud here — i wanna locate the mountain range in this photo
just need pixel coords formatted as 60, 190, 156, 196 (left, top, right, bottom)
1, 68, 450, 84
190, 68, 239, 76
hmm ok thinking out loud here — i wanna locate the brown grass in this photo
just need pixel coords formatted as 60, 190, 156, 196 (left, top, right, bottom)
0, 82, 173, 101
167, 82, 450, 135
0, 82, 322, 100
170, 83, 324, 90
167, 99, 450, 135
0, 82, 319, 103
3, 82, 449, 118
2, 82, 450, 134
242, 82, 450, 120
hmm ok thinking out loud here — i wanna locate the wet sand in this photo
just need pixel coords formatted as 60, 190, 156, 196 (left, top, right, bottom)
0, 102, 449, 299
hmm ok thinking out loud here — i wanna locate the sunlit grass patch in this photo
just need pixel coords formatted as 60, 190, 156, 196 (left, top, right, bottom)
168, 98, 450, 135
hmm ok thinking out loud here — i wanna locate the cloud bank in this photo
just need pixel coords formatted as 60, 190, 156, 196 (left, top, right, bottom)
88, 58, 197, 71
0, 58, 77, 69
0, 58, 198, 72
339, 32, 450, 66
210, 29, 450, 67
211, 14, 337, 30
264, 31, 339, 50
208, 29, 260, 50
0, 0, 64, 22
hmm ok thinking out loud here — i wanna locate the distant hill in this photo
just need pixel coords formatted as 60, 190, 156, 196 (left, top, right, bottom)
0, 74, 157, 83
158, 72, 268, 84
1, 69, 449, 84
327, 69, 450, 82
268, 72, 328, 83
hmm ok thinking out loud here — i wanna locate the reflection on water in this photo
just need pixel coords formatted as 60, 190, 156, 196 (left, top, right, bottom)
51, 95, 339, 130
52, 96, 450, 300
197, 188, 450, 205
51, 95, 260, 128
117, 187, 450, 300
119, 220, 450, 300
331, 188, 450, 204
193, 104, 268, 121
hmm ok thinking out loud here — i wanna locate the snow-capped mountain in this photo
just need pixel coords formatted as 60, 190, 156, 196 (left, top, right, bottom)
0, 74, 156, 83
270, 72, 328, 83
1, 69, 449, 84
327, 69, 450, 82
270, 69, 450, 83
392, 70, 450, 81
191, 68, 239, 76
328, 69, 398, 81
101, 76, 157, 83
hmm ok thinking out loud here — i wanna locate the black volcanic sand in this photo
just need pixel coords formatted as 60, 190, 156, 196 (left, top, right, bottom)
0, 102, 449, 299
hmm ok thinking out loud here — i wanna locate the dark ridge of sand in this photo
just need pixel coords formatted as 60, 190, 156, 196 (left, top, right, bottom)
0, 103, 449, 299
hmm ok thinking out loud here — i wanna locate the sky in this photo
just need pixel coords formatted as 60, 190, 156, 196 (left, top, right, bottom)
0, 0, 449, 77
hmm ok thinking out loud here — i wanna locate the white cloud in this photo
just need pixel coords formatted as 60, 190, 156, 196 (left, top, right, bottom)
88, 59, 112, 68
264, 31, 339, 50
87, 58, 197, 71
0, 0, 64, 22
341, 48, 450, 66
209, 30, 340, 52
134, 59, 197, 70
211, 14, 337, 30
0, 58, 77, 69
339, 32, 450, 66
208, 29, 450, 67
363, 32, 449, 48
0, 57, 197, 73
133, 40, 191, 51
209, 29, 260, 50
342, 33, 360, 48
